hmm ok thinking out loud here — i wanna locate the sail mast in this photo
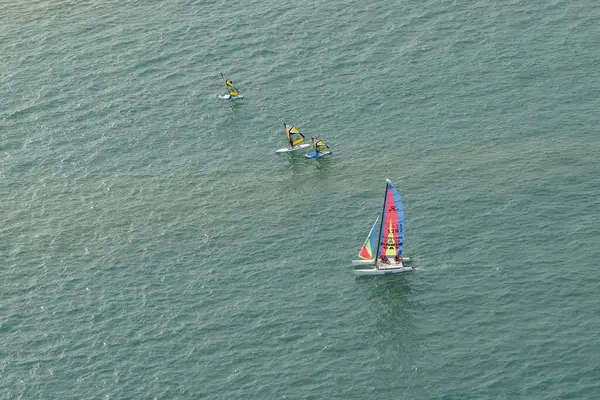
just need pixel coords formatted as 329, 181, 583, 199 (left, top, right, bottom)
374, 179, 391, 269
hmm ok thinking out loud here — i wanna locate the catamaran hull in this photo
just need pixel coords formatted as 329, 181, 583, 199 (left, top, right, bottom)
219, 93, 244, 100
351, 257, 411, 265
353, 266, 415, 277
275, 143, 311, 153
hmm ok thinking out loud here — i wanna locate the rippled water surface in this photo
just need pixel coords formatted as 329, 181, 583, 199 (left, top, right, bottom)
2, 0, 600, 398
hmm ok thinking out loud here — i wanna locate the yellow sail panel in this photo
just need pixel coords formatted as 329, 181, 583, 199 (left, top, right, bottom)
316, 140, 329, 153
291, 138, 304, 146
383, 220, 398, 256
284, 124, 297, 135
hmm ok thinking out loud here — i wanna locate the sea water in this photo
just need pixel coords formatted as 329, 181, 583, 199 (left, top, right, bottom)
2, 0, 600, 398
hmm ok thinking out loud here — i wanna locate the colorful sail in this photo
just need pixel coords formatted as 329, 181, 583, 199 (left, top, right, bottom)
221, 73, 240, 96
312, 137, 330, 155
284, 123, 305, 147
377, 181, 404, 258
358, 218, 378, 259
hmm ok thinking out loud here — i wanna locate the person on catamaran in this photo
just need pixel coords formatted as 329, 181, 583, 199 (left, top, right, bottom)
394, 255, 402, 263
380, 255, 390, 264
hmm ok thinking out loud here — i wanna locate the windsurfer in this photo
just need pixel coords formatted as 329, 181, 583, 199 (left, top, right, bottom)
223, 75, 239, 96
227, 84, 239, 97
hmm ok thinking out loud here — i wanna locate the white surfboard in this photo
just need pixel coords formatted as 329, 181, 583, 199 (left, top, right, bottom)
275, 143, 311, 153
218, 93, 244, 100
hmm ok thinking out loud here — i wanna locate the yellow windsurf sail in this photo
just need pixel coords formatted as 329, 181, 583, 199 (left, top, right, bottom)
284, 123, 305, 147
221, 73, 240, 96
313, 138, 330, 154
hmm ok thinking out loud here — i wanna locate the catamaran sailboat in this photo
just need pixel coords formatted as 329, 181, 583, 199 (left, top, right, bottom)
275, 123, 311, 153
353, 179, 414, 276
218, 73, 243, 100
305, 137, 332, 159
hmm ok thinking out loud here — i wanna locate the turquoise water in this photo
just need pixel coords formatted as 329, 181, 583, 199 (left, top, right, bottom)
2, 0, 600, 398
